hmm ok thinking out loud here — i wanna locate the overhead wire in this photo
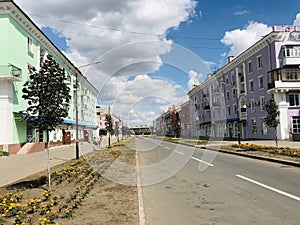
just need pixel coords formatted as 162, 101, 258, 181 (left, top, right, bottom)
29, 13, 222, 41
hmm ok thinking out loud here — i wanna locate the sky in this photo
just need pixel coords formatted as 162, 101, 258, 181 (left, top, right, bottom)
14, 0, 300, 126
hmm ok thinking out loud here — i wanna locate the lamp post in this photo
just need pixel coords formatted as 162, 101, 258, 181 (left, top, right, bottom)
236, 93, 241, 144
75, 60, 101, 160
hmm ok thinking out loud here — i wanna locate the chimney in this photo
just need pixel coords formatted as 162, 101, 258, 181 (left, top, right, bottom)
228, 56, 235, 63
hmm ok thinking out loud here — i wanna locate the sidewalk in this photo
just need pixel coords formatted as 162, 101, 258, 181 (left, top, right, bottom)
0, 135, 121, 187
197, 139, 300, 167
0, 142, 95, 187
223, 139, 300, 149
155, 136, 300, 167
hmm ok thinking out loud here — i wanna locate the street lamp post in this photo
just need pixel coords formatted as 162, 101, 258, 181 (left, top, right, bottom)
236, 93, 241, 144
75, 60, 101, 160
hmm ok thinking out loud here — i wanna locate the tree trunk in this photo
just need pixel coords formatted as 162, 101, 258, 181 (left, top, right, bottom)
46, 130, 51, 191
275, 127, 278, 149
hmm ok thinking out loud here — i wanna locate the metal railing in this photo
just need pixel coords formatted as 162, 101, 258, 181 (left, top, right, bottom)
0, 64, 22, 80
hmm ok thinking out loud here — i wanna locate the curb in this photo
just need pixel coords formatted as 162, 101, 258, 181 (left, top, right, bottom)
152, 137, 300, 168
199, 146, 300, 168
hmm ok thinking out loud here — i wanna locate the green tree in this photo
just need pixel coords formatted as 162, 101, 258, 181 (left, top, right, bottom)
264, 98, 280, 147
22, 55, 70, 132
22, 55, 71, 189
105, 114, 114, 147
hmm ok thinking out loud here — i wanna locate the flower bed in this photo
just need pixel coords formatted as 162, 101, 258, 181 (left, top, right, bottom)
0, 149, 121, 225
0, 151, 8, 157
231, 143, 300, 158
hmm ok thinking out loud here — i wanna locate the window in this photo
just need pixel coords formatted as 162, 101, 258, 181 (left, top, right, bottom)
260, 97, 265, 110
226, 91, 230, 100
228, 106, 231, 116
257, 55, 262, 69
225, 75, 229, 84
27, 64, 35, 80
292, 117, 300, 134
231, 72, 235, 85
286, 70, 298, 80
280, 68, 300, 81
40, 48, 47, 66
289, 94, 300, 106
261, 118, 267, 134
252, 118, 257, 134
258, 76, 264, 89
282, 46, 300, 57
27, 37, 33, 55
234, 104, 237, 114
232, 88, 237, 98
248, 61, 252, 74
251, 99, 255, 111
249, 80, 254, 92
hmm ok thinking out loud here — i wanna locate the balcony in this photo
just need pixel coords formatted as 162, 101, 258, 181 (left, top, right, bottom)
204, 105, 210, 110
282, 45, 300, 66
0, 64, 22, 81
283, 57, 300, 66
212, 102, 220, 107
240, 112, 247, 120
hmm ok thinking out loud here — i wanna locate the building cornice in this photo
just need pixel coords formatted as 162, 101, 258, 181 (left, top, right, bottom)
203, 31, 288, 83
0, 0, 98, 94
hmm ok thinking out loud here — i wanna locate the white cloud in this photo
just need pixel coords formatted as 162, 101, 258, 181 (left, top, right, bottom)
14, 0, 197, 125
109, 74, 187, 126
293, 13, 300, 25
187, 70, 202, 90
234, 10, 249, 16
220, 21, 272, 57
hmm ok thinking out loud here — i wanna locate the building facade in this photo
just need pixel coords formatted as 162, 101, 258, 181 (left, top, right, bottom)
154, 102, 191, 138
0, 0, 99, 154
96, 107, 123, 142
188, 25, 300, 141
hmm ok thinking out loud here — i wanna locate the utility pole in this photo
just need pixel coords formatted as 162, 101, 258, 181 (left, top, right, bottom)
236, 94, 241, 144
108, 105, 111, 147
75, 71, 79, 159
75, 60, 101, 160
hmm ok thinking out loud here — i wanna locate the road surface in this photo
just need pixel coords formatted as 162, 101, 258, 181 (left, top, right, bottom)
135, 136, 300, 225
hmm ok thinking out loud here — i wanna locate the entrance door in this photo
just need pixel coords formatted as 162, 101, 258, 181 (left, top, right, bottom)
65, 131, 71, 144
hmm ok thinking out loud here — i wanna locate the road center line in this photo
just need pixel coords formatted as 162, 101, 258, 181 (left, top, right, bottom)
236, 174, 300, 202
191, 156, 214, 167
174, 150, 184, 155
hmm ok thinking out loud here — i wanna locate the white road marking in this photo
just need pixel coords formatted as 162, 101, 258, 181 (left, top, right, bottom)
174, 150, 184, 155
164, 146, 170, 150
136, 151, 146, 225
236, 174, 300, 202
191, 156, 214, 167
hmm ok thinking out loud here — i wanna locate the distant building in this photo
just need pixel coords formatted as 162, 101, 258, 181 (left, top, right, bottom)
188, 25, 300, 141
96, 107, 123, 141
0, 0, 98, 154
178, 101, 190, 137
154, 102, 190, 138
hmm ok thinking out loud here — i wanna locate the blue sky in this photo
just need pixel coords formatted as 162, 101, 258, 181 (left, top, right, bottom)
168, 0, 300, 70
16, 0, 300, 125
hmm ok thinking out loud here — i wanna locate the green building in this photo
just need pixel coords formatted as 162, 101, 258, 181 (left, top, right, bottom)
0, 0, 99, 154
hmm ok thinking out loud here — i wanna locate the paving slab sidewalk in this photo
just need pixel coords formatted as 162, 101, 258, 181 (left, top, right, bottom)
197, 139, 300, 167
0, 142, 95, 187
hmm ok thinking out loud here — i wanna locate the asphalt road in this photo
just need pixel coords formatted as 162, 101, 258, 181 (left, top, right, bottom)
135, 136, 300, 225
